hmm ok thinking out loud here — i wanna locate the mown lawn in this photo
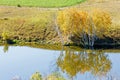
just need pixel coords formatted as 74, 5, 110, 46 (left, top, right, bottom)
0, 0, 86, 7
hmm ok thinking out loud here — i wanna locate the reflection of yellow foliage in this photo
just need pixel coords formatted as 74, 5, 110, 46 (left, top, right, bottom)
47, 72, 65, 80
57, 50, 111, 77
3, 44, 9, 53
30, 72, 42, 80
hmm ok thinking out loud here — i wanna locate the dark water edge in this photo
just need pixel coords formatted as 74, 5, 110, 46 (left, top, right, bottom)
93, 43, 120, 49
0, 42, 120, 53
64, 42, 120, 49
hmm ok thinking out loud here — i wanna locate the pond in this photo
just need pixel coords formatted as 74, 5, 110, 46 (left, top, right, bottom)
0, 46, 120, 80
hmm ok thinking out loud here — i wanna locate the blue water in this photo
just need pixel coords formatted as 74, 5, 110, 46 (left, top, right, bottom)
0, 46, 120, 80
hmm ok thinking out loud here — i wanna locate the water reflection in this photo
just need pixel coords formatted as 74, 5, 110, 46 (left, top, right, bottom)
30, 72, 66, 80
30, 72, 42, 80
0, 46, 120, 80
3, 44, 9, 53
12, 75, 21, 80
57, 50, 111, 78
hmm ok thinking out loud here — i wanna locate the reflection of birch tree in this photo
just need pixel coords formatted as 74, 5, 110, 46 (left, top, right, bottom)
57, 50, 111, 78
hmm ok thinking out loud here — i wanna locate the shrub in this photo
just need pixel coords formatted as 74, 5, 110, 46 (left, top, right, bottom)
91, 9, 112, 38
2, 32, 10, 41
57, 8, 90, 35
57, 8, 112, 46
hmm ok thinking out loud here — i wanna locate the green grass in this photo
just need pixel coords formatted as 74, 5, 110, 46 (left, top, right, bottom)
0, 0, 86, 7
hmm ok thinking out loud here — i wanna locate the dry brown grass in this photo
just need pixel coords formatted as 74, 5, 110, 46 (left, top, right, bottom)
0, 7, 58, 43
0, 0, 119, 44
0, 0, 120, 24
75, 0, 120, 25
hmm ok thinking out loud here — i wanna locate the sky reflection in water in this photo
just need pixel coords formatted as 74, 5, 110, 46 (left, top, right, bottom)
0, 46, 120, 80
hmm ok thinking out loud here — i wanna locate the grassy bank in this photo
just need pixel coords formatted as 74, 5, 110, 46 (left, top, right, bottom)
0, 0, 120, 48
0, 0, 85, 7
0, 10, 59, 44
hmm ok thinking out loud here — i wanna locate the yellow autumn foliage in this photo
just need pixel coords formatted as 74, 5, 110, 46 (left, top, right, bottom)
91, 9, 112, 37
57, 8, 112, 38
57, 8, 89, 35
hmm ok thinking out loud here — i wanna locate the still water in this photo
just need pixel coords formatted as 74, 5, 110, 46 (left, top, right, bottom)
0, 46, 120, 80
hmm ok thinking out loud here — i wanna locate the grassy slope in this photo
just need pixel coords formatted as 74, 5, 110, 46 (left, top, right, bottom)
0, 8, 58, 43
77, 0, 120, 26
0, 0, 85, 7
0, 0, 119, 45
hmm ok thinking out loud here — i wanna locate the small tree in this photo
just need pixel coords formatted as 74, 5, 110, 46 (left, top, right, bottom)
57, 8, 90, 35
57, 8, 112, 46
